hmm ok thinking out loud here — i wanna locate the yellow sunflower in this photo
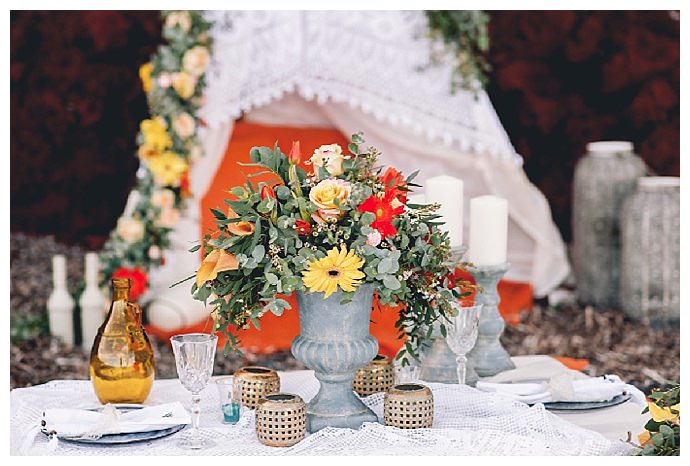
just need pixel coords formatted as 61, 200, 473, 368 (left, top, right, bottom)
302, 245, 365, 298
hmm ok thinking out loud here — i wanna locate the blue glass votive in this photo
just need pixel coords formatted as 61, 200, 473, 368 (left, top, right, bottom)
216, 376, 242, 424
221, 402, 241, 424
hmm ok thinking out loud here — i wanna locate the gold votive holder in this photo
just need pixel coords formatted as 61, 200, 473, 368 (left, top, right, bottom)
353, 354, 394, 397
384, 383, 434, 429
234, 366, 280, 409
255, 393, 307, 447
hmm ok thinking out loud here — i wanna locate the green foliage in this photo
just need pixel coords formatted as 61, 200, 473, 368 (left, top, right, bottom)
639, 383, 680, 456
11, 311, 49, 344
425, 10, 491, 93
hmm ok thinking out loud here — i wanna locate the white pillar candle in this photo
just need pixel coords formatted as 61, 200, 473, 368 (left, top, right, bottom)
47, 254, 75, 347
468, 195, 508, 266
425, 175, 464, 248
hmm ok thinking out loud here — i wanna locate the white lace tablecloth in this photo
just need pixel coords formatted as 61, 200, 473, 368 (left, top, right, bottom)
11, 357, 640, 456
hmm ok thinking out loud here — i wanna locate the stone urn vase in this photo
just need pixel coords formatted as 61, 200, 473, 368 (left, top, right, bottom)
291, 285, 379, 432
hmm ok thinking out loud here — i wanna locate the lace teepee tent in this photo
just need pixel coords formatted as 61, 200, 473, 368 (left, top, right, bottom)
144, 11, 569, 332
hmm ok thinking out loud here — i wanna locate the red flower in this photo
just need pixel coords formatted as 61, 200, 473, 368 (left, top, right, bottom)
357, 189, 405, 238
380, 167, 407, 204
112, 267, 148, 302
260, 185, 276, 201
288, 140, 301, 165
294, 219, 311, 235
451, 268, 476, 307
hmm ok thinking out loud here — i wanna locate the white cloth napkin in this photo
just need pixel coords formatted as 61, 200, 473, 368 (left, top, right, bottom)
476, 372, 643, 405
42, 402, 191, 439
20, 402, 191, 454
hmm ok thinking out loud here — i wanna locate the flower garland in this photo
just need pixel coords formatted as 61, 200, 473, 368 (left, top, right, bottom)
99, 11, 212, 298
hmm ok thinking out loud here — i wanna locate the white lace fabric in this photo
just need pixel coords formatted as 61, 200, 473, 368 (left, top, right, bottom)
12, 372, 633, 456
200, 10, 519, 164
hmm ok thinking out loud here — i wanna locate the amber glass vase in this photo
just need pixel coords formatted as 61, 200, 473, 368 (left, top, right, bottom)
89, 278, 155, 404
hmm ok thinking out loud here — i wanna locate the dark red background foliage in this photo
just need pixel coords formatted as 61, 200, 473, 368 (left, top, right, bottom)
10, 11, 162, 247
487, 11, 679, 241
10, 11, 679, 245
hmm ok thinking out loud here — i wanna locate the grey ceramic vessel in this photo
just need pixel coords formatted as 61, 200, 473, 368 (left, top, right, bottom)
292, 285, 379, 432
572, 142, 647, 308
620, 177, 680, 327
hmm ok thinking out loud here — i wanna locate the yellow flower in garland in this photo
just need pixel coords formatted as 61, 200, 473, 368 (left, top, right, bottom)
302, 245, 365, 298
139, 62, 153, 93
147, 151, 189, 187
173, 71, 196, 100
140, 117, 172, 151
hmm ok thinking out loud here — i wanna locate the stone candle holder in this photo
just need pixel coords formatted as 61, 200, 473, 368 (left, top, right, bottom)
466, 262, 515, 376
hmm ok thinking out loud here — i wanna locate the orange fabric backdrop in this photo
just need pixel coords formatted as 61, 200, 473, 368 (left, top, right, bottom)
147, 121, 535, 359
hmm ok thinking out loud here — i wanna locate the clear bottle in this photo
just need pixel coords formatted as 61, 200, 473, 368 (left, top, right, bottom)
89, 277, 155, 404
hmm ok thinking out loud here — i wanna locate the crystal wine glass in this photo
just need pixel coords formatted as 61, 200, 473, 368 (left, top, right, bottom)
171, 333, 218, 449
444, 304, 482, 385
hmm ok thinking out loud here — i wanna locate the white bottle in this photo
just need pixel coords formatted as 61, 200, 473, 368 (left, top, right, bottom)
79, 252, 108, 351
46, 255, 75, 347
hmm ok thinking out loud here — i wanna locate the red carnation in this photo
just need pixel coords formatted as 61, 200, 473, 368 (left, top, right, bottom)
112, 267, 148, 302
357, 189, 405, 238
294, 219, 311, 235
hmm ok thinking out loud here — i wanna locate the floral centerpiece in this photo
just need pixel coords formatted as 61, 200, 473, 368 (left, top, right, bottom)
191, 133, 472, 431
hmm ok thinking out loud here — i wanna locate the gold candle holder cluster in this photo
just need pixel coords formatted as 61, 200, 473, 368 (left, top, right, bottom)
234, 366, 280, 409
352, 354, 394, 396
255, 393, 307, 447
383, 383, 434, 429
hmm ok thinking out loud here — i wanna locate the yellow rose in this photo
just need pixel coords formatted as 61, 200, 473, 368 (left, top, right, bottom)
648, 401, 680, 424
182, 46, 211, 77
309, 178, 351, 221
139, 62, 153, 93
147, 151, 189, 187
151, 188, 176, 209
173, 72, 196, 100
310, 144, 346, 177
172, 112, 196, 139
156, 208, 180, 229
140, 117, 172, 151
116, 217, 145, 243
164, 11, 191, 32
